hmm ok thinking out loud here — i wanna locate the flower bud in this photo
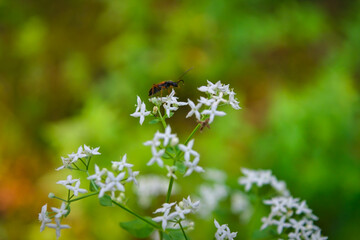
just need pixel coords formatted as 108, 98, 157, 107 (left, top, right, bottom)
48, 193, 55, 198
153, 106, 158, 114
170, 137, 179, 146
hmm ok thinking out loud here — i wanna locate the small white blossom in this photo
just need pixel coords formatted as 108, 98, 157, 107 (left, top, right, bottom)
68, 146, 87, 163
98, 171, 126, 198
198, 96, 215, 106
153, 202, 176, 214
186, 99, 202, 120
56, 156, 72, 171
202, 103, 226, 124
46, 218, 71, 239
310, 231, 328, 240
126, 168, 139, 185
273, 215, 291, 234
83, 145, 101, 156
166, 165, 177, 179
66, 180, 88, 196
157, 125, 177, 146
174, 204, 191, 219
130, 98, 151, 125
184, 157, 204, 177
182, 196, 200, 213
39, 204, 51, 232
178, 139, 199, 162
144, 131, 161, 150
112, 154, 133, 172
147, 148, 165, 167
56, 175, 78, 186
51, 202, 68, 219
214, 219, 237, 240
152, 209, 177, 230
87, 164, 107, 184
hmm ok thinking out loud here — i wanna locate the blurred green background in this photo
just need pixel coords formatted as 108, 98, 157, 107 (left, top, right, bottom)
1, 0, 359, 239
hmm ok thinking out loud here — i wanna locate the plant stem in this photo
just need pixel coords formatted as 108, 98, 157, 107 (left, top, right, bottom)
157, 108, 167, 130
165, 177, 175, 203
184, 123, 201, 145
111, 200, 160, 230
68, 192, 99, 202
179, 221, 189, 240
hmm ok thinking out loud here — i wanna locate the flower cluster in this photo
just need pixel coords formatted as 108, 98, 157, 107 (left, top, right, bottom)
214, 219, 237, 240
57, 175, 87, 196
38, 203, 70, 239
261, 196, 327, 240
152, 196, 200, 230
238, 168, 290, 196
56, 145, 101, 171
88, 154, 139, 199
149, 89, 188, 117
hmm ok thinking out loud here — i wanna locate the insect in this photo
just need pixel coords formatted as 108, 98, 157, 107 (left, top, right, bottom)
148, 67, 193, 96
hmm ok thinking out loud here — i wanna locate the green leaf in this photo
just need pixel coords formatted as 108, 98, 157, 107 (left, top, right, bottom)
89, 181, 98, 192
119, 218, 155, 238
162, 152, 173, 159
162, 229, 184, 240
149, 118, 160, 124
176, 161, 186, 174
99, 195, 112, 207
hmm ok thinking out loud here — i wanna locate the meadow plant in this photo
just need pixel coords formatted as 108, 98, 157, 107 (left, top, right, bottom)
38, 80, 327, 239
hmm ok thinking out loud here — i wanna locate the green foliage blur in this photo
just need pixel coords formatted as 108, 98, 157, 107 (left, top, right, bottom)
1, 0, 359, 239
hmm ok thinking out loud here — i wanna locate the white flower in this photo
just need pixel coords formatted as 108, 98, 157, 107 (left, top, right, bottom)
46, 218, 71, 239
87, 164, 107, 184
153, 202, 176, 214
68, 145, 87, 163
147, 148, 165, 167
166, 165, 177, 179
56, 175, 78, 186
228, 91, 241, 110
112, 154, 133, 172
56, 156, 72, 171
51, 202, 68, 219
186, 99, 202, 120
273, 215, 291, 234
83, 145, 101, 156
66, 180, 88, 196
157, 125, 176, 146
198, 96, 215, 106
178, 139, 199, 162
135, 95, 142, 112
184, 157, 204, 177
201, 103, 226, 124
152, 209, 177, 230
260, 214, 274, 230
143, 131, 161, 150
181, 196, 200, 213
39, 204, 51, 232
98, 171, 126, 198
126, 168, 139, 185
130, 99, 151, 125
295, 200, 312, 215
289, 218, 306, 234
214, 219, 237, 240
174, 204, 191, 219
310, 231, 328, 240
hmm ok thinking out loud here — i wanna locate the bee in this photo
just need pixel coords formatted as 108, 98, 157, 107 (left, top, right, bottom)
148, 67, 193, 96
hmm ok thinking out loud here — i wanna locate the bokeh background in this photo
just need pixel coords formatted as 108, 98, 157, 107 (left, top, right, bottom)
1, 0, 359, 239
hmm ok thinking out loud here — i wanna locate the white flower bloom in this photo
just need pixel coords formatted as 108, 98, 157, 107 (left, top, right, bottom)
289, 218, 306, 234
130, 101, 151, 125
83, 145, 101, 156
178, 139, 199, 162
214, 219, 237, 240
87, 164, 107, 184
135, 95, 142, 112
126, 168, 139, 185
174, 204, 191, 219
295, 200, 312, 215
112, 154, 133, 172
66, 180, 88, 196
157, 125, 176, 146
310, 231, 328, 240
198, 96, 215, 106
166, 165, 177, 179
153, 202, 176, 214
260, 214, 274, 230
152, 209, 177, 230
201, 103, 226, 124
46, 218, 71, 239
39, 204, 51, 232
228, 91, 241, 110
143, 131, 161, 150
68, 145, 87, 163
273, 215, 291, 234
186, 99, 202, 120
98, 171, 126, 198
181, 196, 200, 213
184, 157, 204, 177
56, 175, 78, 186
56, 156, 72, 171
51, 202, 68, 219
147, 148, 165, 167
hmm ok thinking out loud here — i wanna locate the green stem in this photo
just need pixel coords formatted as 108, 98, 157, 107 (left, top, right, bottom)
179, 221, 188, 240
157, 108, 167, 130
68, 192, 99, 202
165, 177, 175, 203
52, 196, 67, 202
184, 123, 201, 145
111, 200, 160, 230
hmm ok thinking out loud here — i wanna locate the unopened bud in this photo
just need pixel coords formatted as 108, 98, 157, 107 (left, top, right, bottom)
170, 137, 179, 146
48, 193, 55, 198
153, 106, 158, 114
